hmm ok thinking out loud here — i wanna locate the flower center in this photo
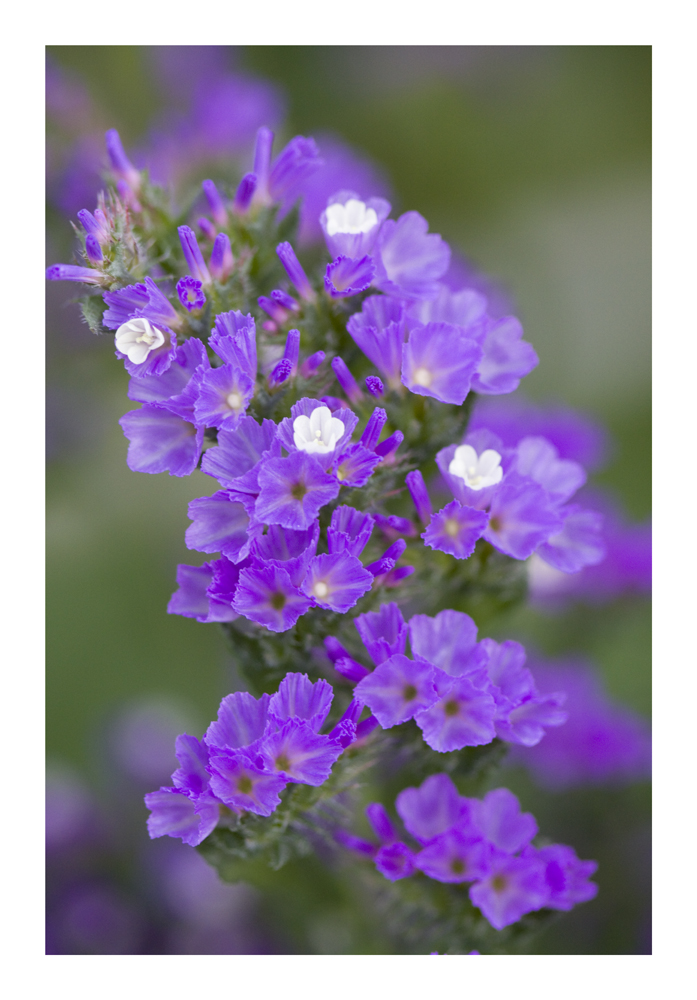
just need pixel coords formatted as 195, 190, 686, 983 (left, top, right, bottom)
136, 330, 156, 345
270, 591, 286, 610
226, 391, 243, 410
275, 754, 291, 772
237, 776, 253, 795
450, 858, 465, 875
291, 481, 308, 501
491, 874, 508, 893
412, 367, 433, 387
489, 516, 502, 532
313, 581, 329, 599
403, 684, 418, 701
444, 518, 460, 538
444, 700, 460, 717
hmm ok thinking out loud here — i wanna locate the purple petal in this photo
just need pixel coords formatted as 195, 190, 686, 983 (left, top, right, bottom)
325, 254, 376, 298
375, 842, 417, 881
205, 691, 271, 750
232, 562, 312, 632
268, 673, 334, 732
327, 506, 375, 557
374, 211, 450, 300
395, 773, 468, 845
422, 500, 489, 560
207, 750, 287, 817
401, 323, 483, 405
256, 452, 340, 530
515, 436, 586, 504
185, 492, 255, 561
470, 316, 538, 395
469, 850, 549, 930
407, 609, 479, 676
144, 787, 218, 847
483, 472, 564, 560
415, 829, 490, 883
471, 788, 538, 854
354, 602, 407, 665
536, 505, 606, 573
415, 672, 497, 752
302, 551, 374, 613
201, 415, 279, 488
119, 406, 203, 477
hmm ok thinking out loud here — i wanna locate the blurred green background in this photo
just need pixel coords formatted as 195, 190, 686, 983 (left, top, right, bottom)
46, 46, 650, 953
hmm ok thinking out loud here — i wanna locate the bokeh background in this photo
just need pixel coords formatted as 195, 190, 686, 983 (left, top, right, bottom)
46, 45, 651, 954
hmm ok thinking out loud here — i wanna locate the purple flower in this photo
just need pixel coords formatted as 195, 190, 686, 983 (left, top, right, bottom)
84, 234, 103, 266
114, 318, 178, 377
414, 672, 497, 752
276, 241, 315, 301
327, 506, 375, 557
535, 505, 606, 573
167, 561, 238, 623
320, 191, 391, 258
331, 356, 363, 404
209, 311, 257, 379
353, 653, 437, 729
395, 773, 468, 845
354, 602, 407, 665
374, 211, 450, 299
405, 470, 433, 525
119, 405, 204, 477
414, 829, 490, 883
407, 609, 481, 677
209, 233, 234, 281
193, 365, 255, 431
523, 844, 598, 911
268, 358, 292, 388
127, 337, 209, 413
233, 172, 257, 213
300, 350, 326, 378
401, 323, 483, 405
483, 472, 564, 560
470, 789, 537, 854
407, 283, 488, 330
205, 691, 272, 751
365, 376, 384, 397
256, 451, 341, 530
185, 491, 256, 562
178, 225, 211, 285
202, 415, 279, 490
77, 207, 110, 245
470, 316, 539, 395
325, 255, 377, 298
334, 444, 382, 488
202, 179, 228, 227
302, 551, 374, 612
105, 128, 140, 190
375, 842, 417, 881
46, 262, 104, 284
469, 850, 549, 930
258, 720, 343, 785
102, 276, 181, 332
267, 135, 323, 202
232, 563, 312, 632
422, 500, 489, 560
514, 436, 586, 505
207, 750, 287, 817
176, 275, 206, 312
509, 658, 651, 789
144, 787, 219, 847
268, 673, 334, 733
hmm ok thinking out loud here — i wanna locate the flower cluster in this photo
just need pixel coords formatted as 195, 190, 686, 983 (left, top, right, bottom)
145, 673, 374, 846
325, 604, 567, 752
338, 773, 598, 930
46, 120, 618, 947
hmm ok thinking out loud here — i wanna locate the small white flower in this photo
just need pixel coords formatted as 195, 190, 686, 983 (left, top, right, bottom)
325, 199, 379, 236
114, 317, 165, 365
293, 406, 346, 455
448, 444, 503, 491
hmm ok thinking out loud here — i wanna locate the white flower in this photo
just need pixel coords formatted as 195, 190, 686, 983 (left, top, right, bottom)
114, 318, 165, 365
448, 444, 503, 490
325, 199, 379, 236
293, 406, 346, 455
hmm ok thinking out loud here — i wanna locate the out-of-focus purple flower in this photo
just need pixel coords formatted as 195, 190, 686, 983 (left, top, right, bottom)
232, 562, 312, 632
469, 396, 610, 472
267, 135, 323, 203
202, 179, 228, 227
119, 405, 204, 477
401, 322, 483, 405
414, 829, 490, 883
300, 351, 326, 378
177, 276, 206, 312
375, 842, 417, 881
509, 658, 651, 789
105, 128, 140, 191
470, 317, 539, 396
210, 233, 234, 281
514, 436, 586, 505
523, 844, 598, 911
470, 789, 537, 854
535, 505, 606, 573
276, 241, 315, 301
483, 472, 564, 560
468, 849, 549, 930
374, 211, 450, 300
192, 75, 285, 156
233, 172, 257, 213
77, 207, 111, 245
407, 282, 488, 330
395, 773, 468, 845
144, 786, 220, 847
167, 560, 239, 623
325, 254, 376, 298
